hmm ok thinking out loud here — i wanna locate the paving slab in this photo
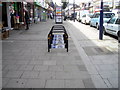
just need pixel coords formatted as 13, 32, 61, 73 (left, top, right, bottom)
82, 78, 95, 88
33, 65, 48, 71
5, 79, 28, 88
45, 80, 64, 88
21, 71, 39, 79
65, 80, 85, 88
4, 71, 23, 78
38, 71, 55, 79
25, 79, 45, 88
18, 65, 34, 71
48, 65, 64, 71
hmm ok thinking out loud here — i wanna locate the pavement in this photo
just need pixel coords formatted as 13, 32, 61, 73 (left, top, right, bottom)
65, 20, 118, 88
2, 19, 118, 88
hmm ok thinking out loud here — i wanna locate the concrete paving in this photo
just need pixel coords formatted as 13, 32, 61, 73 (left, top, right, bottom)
65, 20, 118, 88
2, 20, 95, 88
2, 19, 118, 88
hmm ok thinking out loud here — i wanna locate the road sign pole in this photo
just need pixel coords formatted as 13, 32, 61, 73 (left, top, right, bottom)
99, 0, 103, 40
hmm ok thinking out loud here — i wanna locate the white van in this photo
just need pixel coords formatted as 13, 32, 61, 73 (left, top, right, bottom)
76, 10, 89, 22
112, 9, 120, 16
79, 10, 89, 22
76, 11, 80, 21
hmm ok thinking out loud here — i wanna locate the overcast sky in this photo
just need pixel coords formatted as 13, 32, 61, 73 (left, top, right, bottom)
52, 0, 92, 5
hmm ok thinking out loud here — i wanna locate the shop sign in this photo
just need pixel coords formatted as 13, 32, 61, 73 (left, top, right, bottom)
104, 2, 112, 7
114, 1, 120, 6
55, 6, 63, 23
56, 7, 62, 15
34, 0, 41, 6
34, 0, 45, 8
40, 0, 45, 8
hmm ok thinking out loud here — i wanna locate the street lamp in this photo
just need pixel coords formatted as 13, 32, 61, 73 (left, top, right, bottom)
73, 0, 75, 22
68, 0, 69, 16
99, 0, 103, 40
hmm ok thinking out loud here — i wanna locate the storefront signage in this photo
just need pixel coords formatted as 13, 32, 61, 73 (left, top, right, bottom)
34, 0, 47, 8
55, 6, 63, 23
34, 0, 41, 6
114, 1, 120, 6
56, 7, 62, 15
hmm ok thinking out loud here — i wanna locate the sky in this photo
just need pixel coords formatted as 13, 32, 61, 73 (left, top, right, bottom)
52, 0, 92, 5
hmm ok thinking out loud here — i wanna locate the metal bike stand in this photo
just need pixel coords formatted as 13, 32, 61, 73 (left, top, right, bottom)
48, 25, 68, 52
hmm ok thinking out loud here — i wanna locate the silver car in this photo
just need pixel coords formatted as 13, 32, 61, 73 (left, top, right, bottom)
90, 12, 115, 30
103, 16, 120, 38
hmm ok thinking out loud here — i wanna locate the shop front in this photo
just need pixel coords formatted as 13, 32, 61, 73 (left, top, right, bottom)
1, 2, 12, 39
34, 1, 41, 23
34, 0, 48, 22
2, 2, 25, 29
26, 1, 34, 24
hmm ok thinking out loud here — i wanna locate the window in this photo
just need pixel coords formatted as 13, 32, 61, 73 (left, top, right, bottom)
115, 18, 120, 25
82, 15, 86, 17
108, 17, 116, 24
94, 14, 100, 18
103, 13, 115, 18
88, 14, 93, 18
92, 14, 96, 18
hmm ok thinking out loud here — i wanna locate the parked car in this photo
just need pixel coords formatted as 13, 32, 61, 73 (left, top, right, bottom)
76, 11, 80, 21
90, 12, 115, 29
76, 10, 89, 22
103, 16, 120, 38
112, 9, 120, 16
81, 13, 93, 24
70, 13, 77, 20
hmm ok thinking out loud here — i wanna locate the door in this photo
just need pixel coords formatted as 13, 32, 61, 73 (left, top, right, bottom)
112, 18, 120, 36
91, 13, 99, 26
105, 17, 116, 34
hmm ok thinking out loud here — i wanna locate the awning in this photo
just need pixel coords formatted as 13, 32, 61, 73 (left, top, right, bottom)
48, 6, 54, 11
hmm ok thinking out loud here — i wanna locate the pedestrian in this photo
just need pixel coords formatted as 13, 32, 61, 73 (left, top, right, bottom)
25, 10, 30, 30
47, 13, 50, 19
50, 13, 53, 19
64, 16, 67, 21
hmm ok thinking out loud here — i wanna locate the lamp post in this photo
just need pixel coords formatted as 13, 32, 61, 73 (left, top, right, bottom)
73, 0, 75, 22
112, 0, 114, 9
99, 0, 103, 40
68, 0, 69, 16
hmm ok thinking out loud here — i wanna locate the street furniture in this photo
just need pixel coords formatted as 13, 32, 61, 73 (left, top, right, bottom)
48, 25, 68, 52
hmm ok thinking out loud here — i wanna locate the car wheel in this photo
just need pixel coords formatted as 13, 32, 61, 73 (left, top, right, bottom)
85, 21, 87, 25
96, 24, 99, 30
90, 22, 92, 27
118, 31, 120, 37
118, 31, 120, 43
103, 27, 107, 35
